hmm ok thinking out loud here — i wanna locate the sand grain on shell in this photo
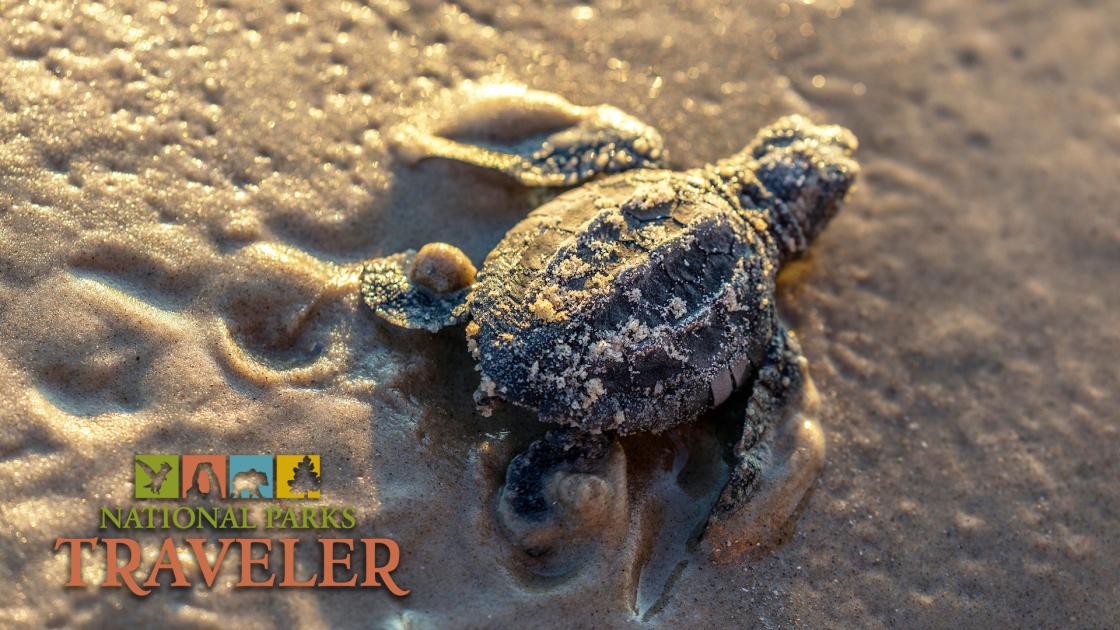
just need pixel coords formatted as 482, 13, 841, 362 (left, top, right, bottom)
1, 0, 1119, 628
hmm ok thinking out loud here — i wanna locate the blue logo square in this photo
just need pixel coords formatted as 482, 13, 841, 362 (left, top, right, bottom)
228, 455, 274, 499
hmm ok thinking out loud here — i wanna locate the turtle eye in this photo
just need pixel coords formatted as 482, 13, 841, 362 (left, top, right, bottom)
523, 545, 552, 559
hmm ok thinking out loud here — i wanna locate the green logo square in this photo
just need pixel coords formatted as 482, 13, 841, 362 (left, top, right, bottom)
134, 455, 180, 499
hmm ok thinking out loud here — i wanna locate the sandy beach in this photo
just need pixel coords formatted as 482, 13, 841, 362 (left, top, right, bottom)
1, 0, 1118, 626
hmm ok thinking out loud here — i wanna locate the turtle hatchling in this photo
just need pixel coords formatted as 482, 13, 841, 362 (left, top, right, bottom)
363, 83, 859, 563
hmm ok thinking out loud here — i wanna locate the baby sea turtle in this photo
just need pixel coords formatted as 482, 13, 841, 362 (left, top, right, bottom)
364, 84, 858, 563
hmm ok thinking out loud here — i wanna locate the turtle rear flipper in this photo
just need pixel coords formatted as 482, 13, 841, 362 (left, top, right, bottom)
702, 325, 826, 562
361, 250, 471, 332
391, 82, 667, 187
495, 428, 628, 579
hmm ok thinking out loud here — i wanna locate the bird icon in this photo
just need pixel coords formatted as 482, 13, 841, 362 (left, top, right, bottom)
136, 460, 173, 494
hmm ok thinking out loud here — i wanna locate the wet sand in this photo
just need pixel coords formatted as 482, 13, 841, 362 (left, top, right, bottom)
1, 0, 1118, 627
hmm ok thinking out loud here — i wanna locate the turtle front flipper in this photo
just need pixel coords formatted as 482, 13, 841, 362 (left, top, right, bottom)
702, 324, 826, 562
391, 82, 667, 187
360, 243, 475, 332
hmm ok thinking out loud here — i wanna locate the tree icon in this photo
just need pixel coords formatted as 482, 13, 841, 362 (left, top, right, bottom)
287, 455, 321, 498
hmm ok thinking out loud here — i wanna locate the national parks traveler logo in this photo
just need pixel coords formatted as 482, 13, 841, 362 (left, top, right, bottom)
55, 451, 410, 596
134, 454, 320, 500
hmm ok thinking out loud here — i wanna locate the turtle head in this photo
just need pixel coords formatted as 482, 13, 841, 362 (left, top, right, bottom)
742, 115, 859, 260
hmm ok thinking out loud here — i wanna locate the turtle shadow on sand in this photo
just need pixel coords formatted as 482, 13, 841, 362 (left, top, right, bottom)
373, 157, 542, 266
209, 130, 547, 382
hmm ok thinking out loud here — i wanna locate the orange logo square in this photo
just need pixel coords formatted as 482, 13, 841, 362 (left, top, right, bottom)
181, 455, 228, 499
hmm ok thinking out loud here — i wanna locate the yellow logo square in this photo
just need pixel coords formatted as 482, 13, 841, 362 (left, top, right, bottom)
275, 454, 321, 499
